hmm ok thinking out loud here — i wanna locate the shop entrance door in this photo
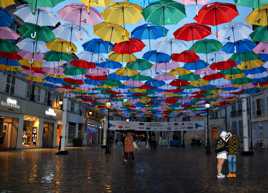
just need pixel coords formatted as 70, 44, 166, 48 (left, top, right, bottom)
0, 117, 18, 150
43, 122, 54, 148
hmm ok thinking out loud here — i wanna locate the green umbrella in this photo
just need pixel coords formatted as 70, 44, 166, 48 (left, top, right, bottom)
0, 40, 18, 52
231, 77, 251, 85
64, 66, 87, 76
126, 59, 153, 71
18, 23, 55, 42
221, 68, 243, 75
191, 39, 223, 54
103, 79, 122, 87
230, 52, 259, 62
44, 51, 74, 61
131, 74, 152, 81
250, 26, 268, 42
142, 0, 186, 25
235, 0, 268, 8
179, 73, 200, 81
25, 0, 65, 11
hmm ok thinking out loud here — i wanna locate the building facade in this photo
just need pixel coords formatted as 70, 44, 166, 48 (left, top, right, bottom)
0, 72, 88, 150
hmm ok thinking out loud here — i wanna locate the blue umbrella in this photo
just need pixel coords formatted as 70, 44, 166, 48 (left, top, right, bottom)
252, 77, 268, 84
222, 39, 256, 54
145, 79, 165, 87
0, 9, 13, 27
84, 79, 102, 85
45, 76, 64, 84
0, 58, 19, 66
244, 67, 266, 75
132, 24, 168, 49
143, 50, 170, 63
259, 54, 268, 61
108, 73, 130, 81
183, 60, 208, 70
243, 88, 261, 95
82, 38, 113, 53
97, 60, 122, 69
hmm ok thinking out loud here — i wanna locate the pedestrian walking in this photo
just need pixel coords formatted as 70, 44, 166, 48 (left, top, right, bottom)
227, 133, 239, 178
215, 131, 232, 179
123, 132, 135, 162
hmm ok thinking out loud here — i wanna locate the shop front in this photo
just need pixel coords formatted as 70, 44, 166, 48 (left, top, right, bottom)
22, 115, 39, 147
0, 116, 18, 150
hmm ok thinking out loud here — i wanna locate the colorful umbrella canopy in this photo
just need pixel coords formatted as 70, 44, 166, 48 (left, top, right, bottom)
250, 27, 268, 42
64, 66, 87, 75
82, 38, 113, 53
172, 50, 199, 63
254, 42, 268, 54
247, 5, 268, 26
102, 2, 143, 26
24, 0, 65, 11
115, 68, 139, 76
143, 50, 170, 63
58, 3, 102, 26
0, 40, 18, 52
108, 52, 137, 63
80, 0, 111, 7
53, 24, 89, 42
142, 0, 186, 25
0, 27, 20, 40
0, 0, 15, 8
70, 59, 96, 69
46, 39, 77, 54
44, 51, 74, 61
222, 39, 256, 53
93, 22, 129, 43
210, 60, 236, 70
191, 39, 223, 54
98, 60, 122, 69
113, 38, 145, 54
174, 23, 211, 41
126, 59, 153, 71
18, 23, 55, 42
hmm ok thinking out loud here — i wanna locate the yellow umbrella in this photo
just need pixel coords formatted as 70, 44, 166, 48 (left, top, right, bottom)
94, 22, 129, 43
115, 67, 139, 76
47, 74, 65, 79
81, 0, 111, 7
46, 38, 77, 54
19, 59, 43, 68
130, 88, 146, 93
0, 65, 21, 72
237, 59, 263, 70
0, 0, 15, 8
109, 52, 136, 63
98, 85, 113, 89
26, 76, 43, 83
163, 93, 180, 97
247, 5, 268, 26
224, 73, 244, 80
169, 67, 191, 76
190, 79, 208, 87
102, 2, 143, 26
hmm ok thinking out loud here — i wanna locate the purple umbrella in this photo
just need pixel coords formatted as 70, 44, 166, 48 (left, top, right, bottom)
253, 42, 268, 54
0, 27, 20, 40
18, 50, 44, 61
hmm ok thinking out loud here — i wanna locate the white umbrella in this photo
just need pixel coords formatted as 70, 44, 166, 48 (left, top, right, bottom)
53, 24, 89, 42
14, 5, 58, 26
157, 37, 188, 54
78, 51, 106, 63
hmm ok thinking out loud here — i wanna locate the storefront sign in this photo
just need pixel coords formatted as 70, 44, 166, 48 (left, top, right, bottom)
0, 97, 20, 109
45, 108, 56, 117
109, 121, 205, 131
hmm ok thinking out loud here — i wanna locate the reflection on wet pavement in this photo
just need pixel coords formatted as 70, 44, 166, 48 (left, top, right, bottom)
0, 147, 268, 193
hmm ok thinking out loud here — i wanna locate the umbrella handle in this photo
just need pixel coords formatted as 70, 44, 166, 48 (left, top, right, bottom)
31, 32, 37, 39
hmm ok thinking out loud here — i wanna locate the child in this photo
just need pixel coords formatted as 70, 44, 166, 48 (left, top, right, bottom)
227, 134, 239, 178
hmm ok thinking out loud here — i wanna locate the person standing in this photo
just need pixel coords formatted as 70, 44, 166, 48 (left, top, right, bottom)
227, 134, 239, 178
215, 131, 232, 179
123, 132, 134, 162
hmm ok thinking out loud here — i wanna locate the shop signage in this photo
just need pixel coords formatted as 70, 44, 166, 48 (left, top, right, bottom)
109, 121, 205, 131
45, 108, 56, 117
0, 97, 20, 109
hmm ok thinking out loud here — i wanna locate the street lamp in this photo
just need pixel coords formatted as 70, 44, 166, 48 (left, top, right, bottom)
105, 102, 111, 154
205, 103, 211, 154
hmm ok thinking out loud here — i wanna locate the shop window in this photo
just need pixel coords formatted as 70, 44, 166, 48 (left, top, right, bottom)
78, 123, 83, 139
68, 122, 76, 143
22, 116, 39, 147
5, 75, 15, 96
34, 87, 41, 103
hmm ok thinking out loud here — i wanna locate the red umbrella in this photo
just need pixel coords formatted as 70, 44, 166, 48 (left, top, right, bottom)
172, 50, 200, 63
22, 66, 44, 74
165, 88, 182, 93
86, 74, 107, 81
64, 77, 84, 85
0, 51, 22, 60
170, 79, 190, 87
70, 59, 96, 69
203, 73, 224, 81
210, 60, 236, 70
173, 23, 211, 41
140, 84, 154, 90
166, 97, 178, 104
194, 2, 238, 37
113, 38, 145, 54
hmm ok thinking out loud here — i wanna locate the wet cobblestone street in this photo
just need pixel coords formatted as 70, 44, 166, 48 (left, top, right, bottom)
0, 147, 268, 193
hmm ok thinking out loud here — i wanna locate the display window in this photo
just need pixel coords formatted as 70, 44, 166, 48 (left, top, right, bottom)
22, 115, 39, 147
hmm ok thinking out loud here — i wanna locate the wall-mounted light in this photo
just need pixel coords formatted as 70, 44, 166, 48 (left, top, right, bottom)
205, 103, 211, 109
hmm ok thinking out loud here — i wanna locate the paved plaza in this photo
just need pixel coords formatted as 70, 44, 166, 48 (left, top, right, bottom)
0, 147, 268, 193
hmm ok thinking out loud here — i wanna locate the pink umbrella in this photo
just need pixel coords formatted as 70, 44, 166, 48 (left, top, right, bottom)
155, 62, 182, 73
58, 3, 102, 27
123, 80, 144, 87
253, 42, 268, 54
0, 27, 20, 40
155, 73, 175, 81
87, 67, 108, 76
195, 68, 216, 76
18, 50, 44, 61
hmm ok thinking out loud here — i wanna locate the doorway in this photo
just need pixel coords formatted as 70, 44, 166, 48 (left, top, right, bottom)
43, 122, 54, 148
0, 117, 18, 150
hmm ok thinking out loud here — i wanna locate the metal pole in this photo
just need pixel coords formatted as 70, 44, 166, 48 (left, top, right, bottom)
225, 106, 228, 131
206, 108, 211, 154
105, 108, 110, 154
